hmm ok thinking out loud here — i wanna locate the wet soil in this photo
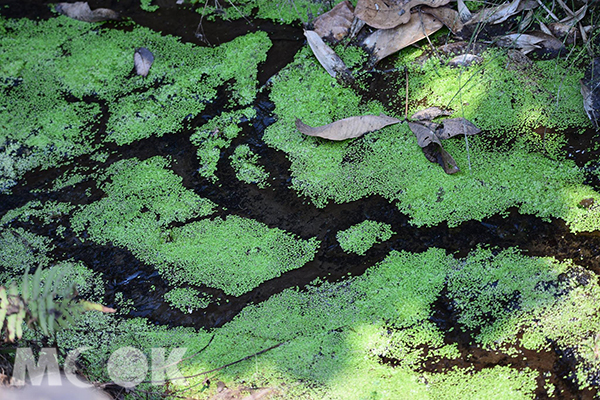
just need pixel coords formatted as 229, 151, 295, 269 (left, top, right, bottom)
1, 0, 600, 397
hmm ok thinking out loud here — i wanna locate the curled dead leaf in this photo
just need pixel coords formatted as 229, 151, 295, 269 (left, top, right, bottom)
496, 32, 564, 55
134, 47, 154, 77
355, 0, 452, 29
295, 114, 402, 141
313, 0, 355, 42
56, 2, 119, 22
361, 12, 443, 63
304, 30, 352, 81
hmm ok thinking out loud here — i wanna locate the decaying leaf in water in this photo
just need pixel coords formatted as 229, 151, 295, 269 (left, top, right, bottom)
408, 111, 481, 174
411, 106, 453, 121
295, 114, 402, 141
361, 12, 443, 63
448, 53, 482, 67
355, 0, 451, 29
55, 2, 119, 22
422, 6, 464, 35
304, 30, 352, 80
313, 0, 355, 42
436, 118, 481, 139
134, 47, 154, 77
581, 57, 600, 129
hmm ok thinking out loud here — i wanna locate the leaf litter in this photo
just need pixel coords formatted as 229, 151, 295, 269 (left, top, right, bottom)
55, 2, 119, 22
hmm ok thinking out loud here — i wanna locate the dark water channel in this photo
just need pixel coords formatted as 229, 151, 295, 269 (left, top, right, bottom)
1, 1, 600, 398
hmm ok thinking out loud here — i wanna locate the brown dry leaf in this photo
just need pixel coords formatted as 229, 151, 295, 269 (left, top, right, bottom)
468, 0, 521, 25
313, 0, 355, 42
437, 117, 481, 139
496, 32, 564, 54
304, 30, 352, 80
422, 6, 464, 34
408, 122, 459, 174
411, 106, 453, 121
361, 12, 443, 63
295, 114, 402, 141
134, 47, 154, 77
355, 0, 451, 29
55, 2, 119, 22
559, 3, 587, 25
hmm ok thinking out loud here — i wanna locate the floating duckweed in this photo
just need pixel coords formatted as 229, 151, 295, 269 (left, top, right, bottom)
194, 0, 330, 24
229, 144, 270, 188
140, 0, 159, 12
336, 220, 394, 255
71, 156, 217, 251
191, 108, 256, 181
1, 200, 75, 226
165, 287, 212, 313
264, 45, 600, 232
157, 215, 320, 296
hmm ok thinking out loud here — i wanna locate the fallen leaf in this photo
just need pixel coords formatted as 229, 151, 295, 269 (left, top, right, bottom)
355, 0, 451, 29
408, 113, 481, 174
496, 32, 544, 54
436, 117, 481, 139
134, 47, 154, 77
313, 0, 355, 42
304, 30, 352, 81
422, 6, 464, 34
468, 0, 521, 25
581, 57, 600, 128
448, 53, 483, 67
55, 2, 119, 22
496, 31, 564, 55
411, 106, 453, 121
559, 4, 586, 25
408, 122, 460, 174
457, 0, 472, 22
361, 12, 443, 63
348, 16, 367, 41
295, 114, 402, 141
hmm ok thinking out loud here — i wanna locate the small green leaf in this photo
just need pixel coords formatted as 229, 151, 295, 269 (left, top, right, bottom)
15, 307, 25, 340
42, 268, 59, 299
46, 295, 55, 335
32, 267, 42, 300
0, 287, 7, 308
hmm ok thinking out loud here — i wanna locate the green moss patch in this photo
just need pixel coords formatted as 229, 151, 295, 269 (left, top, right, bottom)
336, 220, 394, 255
263, 46, 600, 232
165, 287, 213, 313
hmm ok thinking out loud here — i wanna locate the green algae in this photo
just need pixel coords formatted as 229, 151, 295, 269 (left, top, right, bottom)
336, 220, 394, 255
263, 45, 600, 232
140, 0, 159, 12
229, 144, 270, 187
165, 287, 213, 313
71, 156, 319, 296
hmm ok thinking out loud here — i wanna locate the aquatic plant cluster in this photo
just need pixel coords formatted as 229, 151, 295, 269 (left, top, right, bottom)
1, 1, 600, 398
